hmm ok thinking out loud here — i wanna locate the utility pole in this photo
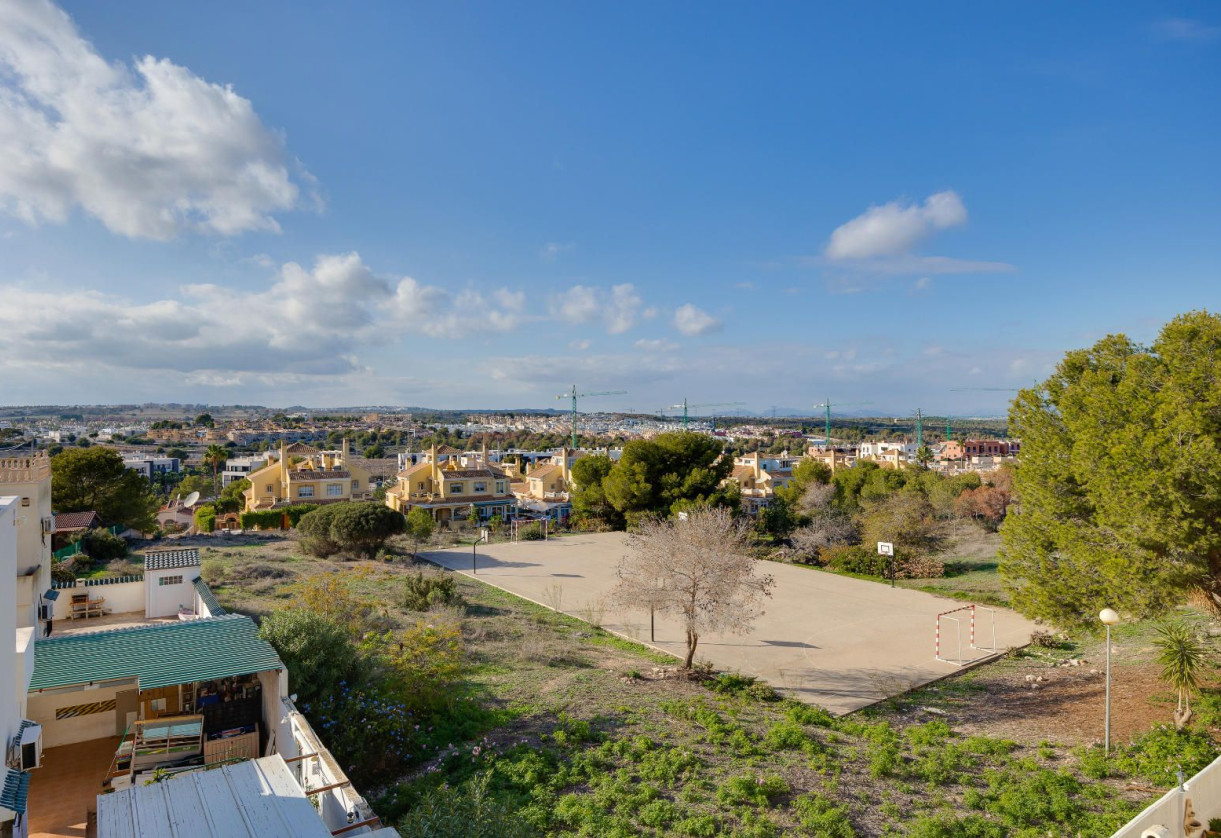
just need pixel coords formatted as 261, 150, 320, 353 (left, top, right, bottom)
557, 385, 627, 449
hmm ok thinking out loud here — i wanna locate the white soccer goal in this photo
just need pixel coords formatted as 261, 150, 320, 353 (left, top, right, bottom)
935, 604, 998, 665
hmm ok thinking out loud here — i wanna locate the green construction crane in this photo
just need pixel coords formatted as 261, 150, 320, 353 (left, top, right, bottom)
915, 407, 923, 448
661, 399, 747, 430
557, 385, 627, 449
813, 399, 874, 447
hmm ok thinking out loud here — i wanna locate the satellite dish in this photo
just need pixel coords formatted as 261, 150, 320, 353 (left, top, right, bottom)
183, 491, 201, 508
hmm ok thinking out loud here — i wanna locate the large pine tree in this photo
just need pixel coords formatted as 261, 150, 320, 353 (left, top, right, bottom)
1001, 311, 1221, 627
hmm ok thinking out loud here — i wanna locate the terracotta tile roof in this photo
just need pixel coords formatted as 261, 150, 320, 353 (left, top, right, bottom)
287, 470, 350, 480
441, 468, 507, 479
435, 445, 462, 456
526, 464, 562, 482
54, 511, 102, 531
284, 442, 320, 454
730, 465, 756, 482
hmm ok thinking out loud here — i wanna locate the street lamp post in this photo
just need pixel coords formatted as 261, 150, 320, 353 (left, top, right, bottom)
1099, 608, 1120, 755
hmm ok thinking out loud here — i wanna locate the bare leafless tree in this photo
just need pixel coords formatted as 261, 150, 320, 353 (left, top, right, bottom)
611, 507, 774, 668
790, 511, 857, 563
798, 481, 836, 515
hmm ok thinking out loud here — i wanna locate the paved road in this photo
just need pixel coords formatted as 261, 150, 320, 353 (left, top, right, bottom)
422, 532, 1039, 715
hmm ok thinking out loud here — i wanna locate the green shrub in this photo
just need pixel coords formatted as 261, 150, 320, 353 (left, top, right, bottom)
240, 509, 286, 530
1115, 725, 1219, 787
635, 747, 703, 786
637, 799, 680, 828
906, 720, 953, 747
396, 773, 535, 838
793, 792, 855, 837
984, 767, 1081, 827
707, 672, 780, 702
258, 609, 364, 706
905, 813, 1007, 838
716, 773, 788, 807
785, 702, 834, 728
1074, 745, 1112, 779
519, 522, 545, 541
822, 545, 889, 576
193, 505, 217, 534
81, 527, 128, 559
239, 504, 316, 531
762, 721, 814, 753
402, 572, 461, 611
910, 744, 976, 785
675, 814, 719, 837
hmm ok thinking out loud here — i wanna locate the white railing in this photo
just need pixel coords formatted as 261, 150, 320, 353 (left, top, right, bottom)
284, 701, 381, 835
1110, 754, 1221, 837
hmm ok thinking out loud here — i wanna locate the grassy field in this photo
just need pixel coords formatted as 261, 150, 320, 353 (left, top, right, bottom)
144, 532, 1187, 837
896, 522, 1007, 606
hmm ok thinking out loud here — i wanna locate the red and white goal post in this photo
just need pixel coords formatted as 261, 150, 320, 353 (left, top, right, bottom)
934, 604, 998, 665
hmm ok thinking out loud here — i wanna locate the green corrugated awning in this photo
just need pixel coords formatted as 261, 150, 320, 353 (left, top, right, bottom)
29, 615, 282, 691
192, 577, 226, 616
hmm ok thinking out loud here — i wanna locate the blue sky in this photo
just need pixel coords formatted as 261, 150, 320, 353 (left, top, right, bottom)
0, 1, 1217, 415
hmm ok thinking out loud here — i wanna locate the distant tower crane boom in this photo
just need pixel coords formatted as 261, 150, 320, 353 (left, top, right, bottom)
812, 399, 874, 447
662, 399, 747, 430
557, 385, 627, 449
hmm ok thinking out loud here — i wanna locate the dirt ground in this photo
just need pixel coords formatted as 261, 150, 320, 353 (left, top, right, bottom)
911, 626, 1215, 748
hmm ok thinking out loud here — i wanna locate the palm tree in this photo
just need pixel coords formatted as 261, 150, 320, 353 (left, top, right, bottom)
203, 444, 228, 498
1153, 621, 1211, 730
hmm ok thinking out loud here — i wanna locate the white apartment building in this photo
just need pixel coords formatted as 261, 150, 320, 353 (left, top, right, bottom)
221, 454, 272, 487
857, 441, 918, 460
121, 455, 181, 481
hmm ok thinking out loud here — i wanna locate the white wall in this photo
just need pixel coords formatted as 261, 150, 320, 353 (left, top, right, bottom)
145, 567, 201, 618
1110, 755, 1221, 838
0, 498, 21, 757
27, 682, 127, 747
52, 580, 145, 620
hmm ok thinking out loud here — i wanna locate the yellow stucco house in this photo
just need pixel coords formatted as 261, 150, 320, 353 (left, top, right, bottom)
242, 439, 374, 511
385, 445, 516, 524
724, 452, 795, 515
805, 446, 854, 473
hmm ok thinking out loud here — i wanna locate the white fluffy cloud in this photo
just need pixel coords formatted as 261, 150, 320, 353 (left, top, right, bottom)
0, 252, 529, 381
551, 283, 648, 334
634, 338, 679, 352
0, 0, 313, 239
673, 304, 722, 336
820, 190, 1013, 276
826, 191, 967, 261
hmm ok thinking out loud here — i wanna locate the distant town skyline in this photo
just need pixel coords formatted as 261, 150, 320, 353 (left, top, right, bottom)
0, 1, 1217, 414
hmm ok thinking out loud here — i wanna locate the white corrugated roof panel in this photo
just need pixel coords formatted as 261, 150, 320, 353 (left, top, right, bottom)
96, 755, 332, 838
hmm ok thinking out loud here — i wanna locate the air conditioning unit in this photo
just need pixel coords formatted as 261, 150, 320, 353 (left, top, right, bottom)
17, 723, 42, 770
37, 603, 53, 621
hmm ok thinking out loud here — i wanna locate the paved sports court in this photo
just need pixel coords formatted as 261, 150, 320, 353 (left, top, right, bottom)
422, 532, 1039, 715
